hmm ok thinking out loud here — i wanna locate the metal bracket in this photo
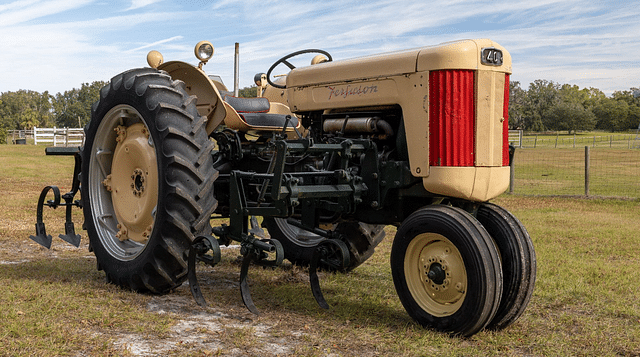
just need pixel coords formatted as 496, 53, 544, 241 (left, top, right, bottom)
30, 151, 83, 249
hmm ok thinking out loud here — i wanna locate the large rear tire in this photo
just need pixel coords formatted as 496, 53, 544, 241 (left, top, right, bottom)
262, 218, 385, 271
82, 68, 217, 293
476, 203, 536, 330
390, 205, 502, 336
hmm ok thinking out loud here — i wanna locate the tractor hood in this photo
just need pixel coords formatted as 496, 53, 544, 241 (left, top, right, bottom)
286, 39, 511, 89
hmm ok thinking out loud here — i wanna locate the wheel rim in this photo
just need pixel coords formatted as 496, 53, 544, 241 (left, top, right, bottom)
88, 104, 158, 261
404, 233, 467, 316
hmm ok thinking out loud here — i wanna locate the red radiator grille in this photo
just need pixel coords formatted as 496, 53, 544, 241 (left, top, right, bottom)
503, 74, 510, 166
429, 70, 475, 167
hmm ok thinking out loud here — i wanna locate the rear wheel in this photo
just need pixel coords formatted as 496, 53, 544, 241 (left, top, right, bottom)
390, 205, 502, 336
263, 218, 385, 271
476, 203, 536, 330
82, 68, 217, 293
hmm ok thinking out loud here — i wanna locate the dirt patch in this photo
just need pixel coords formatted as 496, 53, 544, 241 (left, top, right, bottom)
108, 293, 299, 356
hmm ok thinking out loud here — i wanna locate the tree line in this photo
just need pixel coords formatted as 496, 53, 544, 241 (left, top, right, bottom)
2, 79, 639, 143
510, 80, 640, 133
0, 81, 107, 143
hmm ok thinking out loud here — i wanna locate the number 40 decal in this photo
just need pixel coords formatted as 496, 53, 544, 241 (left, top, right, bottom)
481, 47, 503, 66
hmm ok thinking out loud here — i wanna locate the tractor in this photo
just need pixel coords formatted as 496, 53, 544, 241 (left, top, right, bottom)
31, 39, 535, 337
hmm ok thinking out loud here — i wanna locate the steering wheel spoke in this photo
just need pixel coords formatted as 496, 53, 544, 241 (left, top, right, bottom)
266, 49, 332, 89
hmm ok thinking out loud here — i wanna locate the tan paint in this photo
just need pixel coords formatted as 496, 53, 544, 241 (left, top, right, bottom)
108, 123, 158, 244
285, 39, 511, 201
422, 166, 510, 201
149, 39, 512, 201
405, 233, 467, 316
475, 71, 506, 167
146, 50, 163, 69
158, 61, 226, 134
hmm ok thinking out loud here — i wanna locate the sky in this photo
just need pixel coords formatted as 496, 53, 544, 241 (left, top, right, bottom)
0, 0, 639, 96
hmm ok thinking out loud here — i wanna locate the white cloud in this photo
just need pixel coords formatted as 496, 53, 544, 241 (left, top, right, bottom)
0, 0, 94, 27
124, 0, 161, 11
1, 0, 639, 94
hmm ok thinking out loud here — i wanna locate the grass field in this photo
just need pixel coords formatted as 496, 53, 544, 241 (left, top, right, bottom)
0, 145, 639, 356
517, 131, 638, 149
514, 147, 640, 198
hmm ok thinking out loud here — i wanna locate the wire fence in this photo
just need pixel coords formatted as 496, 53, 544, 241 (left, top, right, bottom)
511, 147, 640, 199
509, 130, 640, 149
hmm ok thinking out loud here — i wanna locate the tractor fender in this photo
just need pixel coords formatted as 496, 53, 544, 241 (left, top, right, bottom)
158, 61, 226, 134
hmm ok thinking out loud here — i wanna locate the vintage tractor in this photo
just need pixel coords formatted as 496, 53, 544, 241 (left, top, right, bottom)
31, 39, 535, 337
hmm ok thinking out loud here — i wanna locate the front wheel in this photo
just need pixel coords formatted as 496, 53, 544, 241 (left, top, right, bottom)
82, 68, 217, 293
390, 205, 502, 336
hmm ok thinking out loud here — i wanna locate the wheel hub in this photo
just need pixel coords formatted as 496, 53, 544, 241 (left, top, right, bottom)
405, 233, 468, 316
427, 262, 446, 285
105, 123, 158, 243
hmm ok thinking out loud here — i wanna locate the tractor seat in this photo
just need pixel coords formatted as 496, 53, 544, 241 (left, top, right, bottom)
223, 95, 298, 129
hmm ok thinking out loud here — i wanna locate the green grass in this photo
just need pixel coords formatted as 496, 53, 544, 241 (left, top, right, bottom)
1, 144, 639, 355
518, 131, 638, 149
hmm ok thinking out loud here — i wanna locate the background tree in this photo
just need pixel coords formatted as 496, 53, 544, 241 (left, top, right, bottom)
522, 79, 559, 131
611, 90, 640, 130
52, 81, 106, 127
238, 85, 257, 98
0, 90, 53, 130
508, 81, 526, 129
593, 98, 629, 132
547, 84, 596, 133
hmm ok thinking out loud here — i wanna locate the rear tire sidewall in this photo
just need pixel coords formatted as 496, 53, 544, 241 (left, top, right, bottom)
82, 68, 214, 292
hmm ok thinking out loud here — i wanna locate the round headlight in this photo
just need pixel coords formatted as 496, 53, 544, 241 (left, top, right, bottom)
195, 41, 214, 62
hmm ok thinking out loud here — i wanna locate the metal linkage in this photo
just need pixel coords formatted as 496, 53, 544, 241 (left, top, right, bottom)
239, 237, 283, 314
187, 221, 284, 314
309, 239, 350, 309
188, 235, 222, 307
30, 149, 82, 249
188, 135, 374, 313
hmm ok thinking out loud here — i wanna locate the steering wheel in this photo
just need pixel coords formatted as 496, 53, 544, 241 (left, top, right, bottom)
266, 49, 332, 89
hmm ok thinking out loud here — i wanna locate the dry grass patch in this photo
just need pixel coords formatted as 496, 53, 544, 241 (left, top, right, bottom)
1, 145, 639, 356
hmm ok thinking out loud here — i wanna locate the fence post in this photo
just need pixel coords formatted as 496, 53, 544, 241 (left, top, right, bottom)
519, 130, 523, 148
585, 146, 590, 197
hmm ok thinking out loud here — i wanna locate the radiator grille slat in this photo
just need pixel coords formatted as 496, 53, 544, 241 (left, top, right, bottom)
429, 70, 475, 167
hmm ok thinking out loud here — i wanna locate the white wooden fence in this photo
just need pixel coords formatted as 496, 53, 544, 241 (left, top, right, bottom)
33, 127, 85, 147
